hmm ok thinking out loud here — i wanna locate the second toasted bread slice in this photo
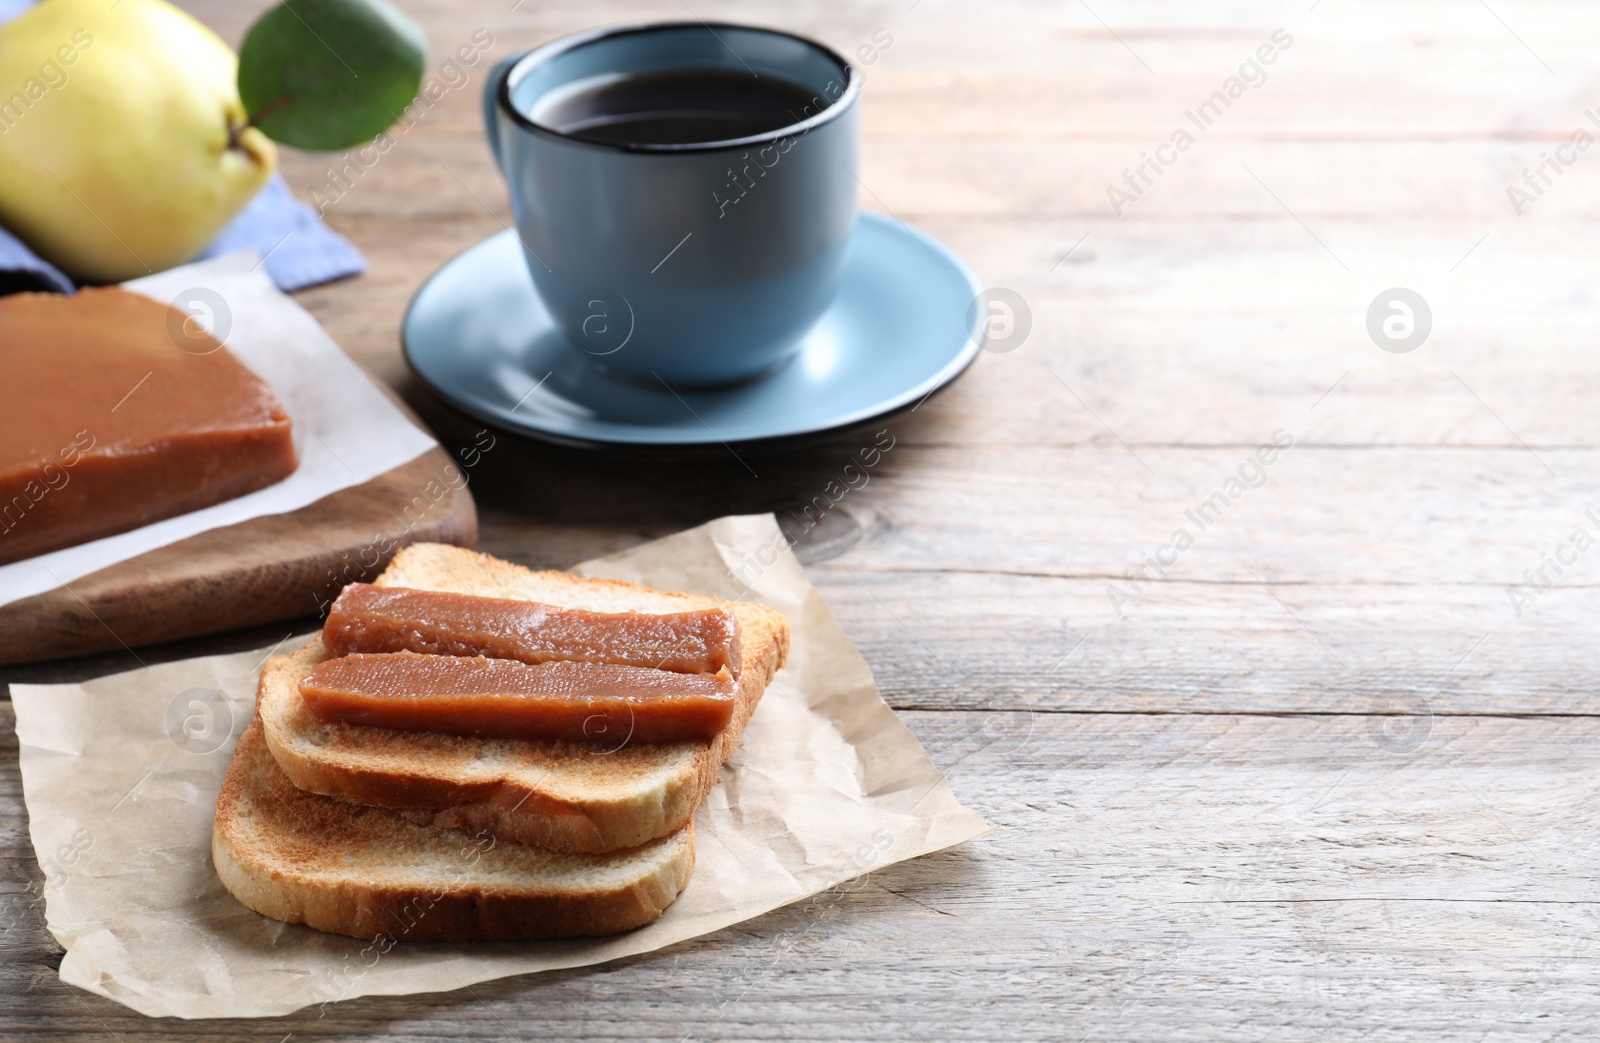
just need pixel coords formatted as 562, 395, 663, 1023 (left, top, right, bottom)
216, 719, 695, 941
258, 543, 790, 854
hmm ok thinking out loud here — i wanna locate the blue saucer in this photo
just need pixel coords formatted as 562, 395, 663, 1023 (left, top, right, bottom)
402, 211, 984, 453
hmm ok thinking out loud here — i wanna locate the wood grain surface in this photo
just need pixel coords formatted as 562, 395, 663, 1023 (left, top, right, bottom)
4, 0, 1598, 1038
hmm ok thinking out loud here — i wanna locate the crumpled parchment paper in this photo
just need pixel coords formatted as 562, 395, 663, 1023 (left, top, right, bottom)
11, 514, 988, 1018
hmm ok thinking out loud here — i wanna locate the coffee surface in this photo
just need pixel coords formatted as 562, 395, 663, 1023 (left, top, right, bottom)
539, 68, 820, 146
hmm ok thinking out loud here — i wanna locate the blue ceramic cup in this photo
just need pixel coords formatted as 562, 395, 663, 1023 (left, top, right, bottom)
483, 22, 861, 387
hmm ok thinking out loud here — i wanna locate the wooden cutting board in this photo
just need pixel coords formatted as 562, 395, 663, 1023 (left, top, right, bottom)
0, 446, 477, 665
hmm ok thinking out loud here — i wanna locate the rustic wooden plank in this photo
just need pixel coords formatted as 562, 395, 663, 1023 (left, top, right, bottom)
271, 213, 1600, 456
279, 134, 1600, 222
451, 438, 1592, 584
774, 445, 1597, 588
191, 0, 1600, 141
809, 566, 1600, 716
9, 702, 1600, 1039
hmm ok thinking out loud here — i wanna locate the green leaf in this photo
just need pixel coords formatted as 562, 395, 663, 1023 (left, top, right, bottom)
238, 0, 427, 151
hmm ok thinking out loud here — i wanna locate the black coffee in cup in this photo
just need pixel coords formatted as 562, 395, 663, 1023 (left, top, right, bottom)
487, 22, 861, 384
538, 69, 821, 146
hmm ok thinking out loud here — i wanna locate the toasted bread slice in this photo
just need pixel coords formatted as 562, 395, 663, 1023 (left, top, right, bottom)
214, 718, 695, 941
258, 543, 790, 854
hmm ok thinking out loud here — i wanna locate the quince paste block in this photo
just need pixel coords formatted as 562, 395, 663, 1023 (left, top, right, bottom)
0, 287, 297, 565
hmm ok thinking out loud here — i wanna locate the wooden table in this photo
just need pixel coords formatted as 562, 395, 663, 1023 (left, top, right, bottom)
5, 0, 1598, 1038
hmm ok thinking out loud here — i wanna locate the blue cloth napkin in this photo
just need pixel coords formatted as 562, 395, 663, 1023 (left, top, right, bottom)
191, 172, 366, 292
0, 1, 364, 295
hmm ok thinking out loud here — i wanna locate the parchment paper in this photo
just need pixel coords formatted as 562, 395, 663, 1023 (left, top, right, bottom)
0, 252, 437, 609
11, 514, 989, 1019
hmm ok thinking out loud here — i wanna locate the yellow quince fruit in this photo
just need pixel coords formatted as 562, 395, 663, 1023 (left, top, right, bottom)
0, 0, 276, 283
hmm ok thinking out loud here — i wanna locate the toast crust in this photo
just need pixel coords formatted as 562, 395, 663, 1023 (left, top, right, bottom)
258, 543, 790, 854
214, 719, 696, 942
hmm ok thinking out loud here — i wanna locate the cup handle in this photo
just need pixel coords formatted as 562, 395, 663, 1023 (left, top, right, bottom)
482, 51, 526, 175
